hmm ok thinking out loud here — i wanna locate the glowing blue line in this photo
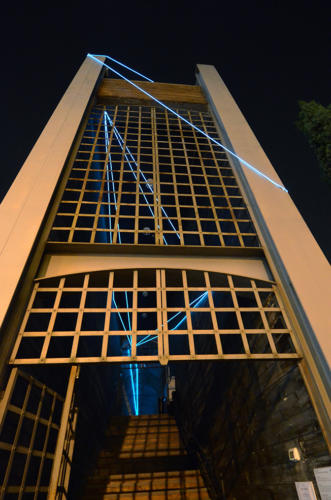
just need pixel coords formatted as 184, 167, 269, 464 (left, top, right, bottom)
136, 335, 158, 346
170, 292, 209, 331
105, 113, 170, 244
111, 122, 180, 237
127, 348, 138, 415
171, 314, 187, 330
135, 364, 139, 414
104, 112, 132, 330
135, 292, 209, 347
167, 292, 208, 324
111, 294, 127, 332
103, 112, 121, 240
103, 114, 113, 242
89, 54, 288, 193
105, 112, 180, 241
88, 53, 154, 82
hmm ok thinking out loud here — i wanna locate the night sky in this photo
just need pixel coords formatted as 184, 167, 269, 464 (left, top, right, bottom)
1, 2, 330, 261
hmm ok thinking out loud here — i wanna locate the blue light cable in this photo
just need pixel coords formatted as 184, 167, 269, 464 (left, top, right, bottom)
105, 114, 160, 232
126, 290, 209, 410
104, 112, 165, 242
104, 112, 132, 331
109, 295, 137, 415
88, 54, 288, 193
170, 291, 209, 331
136, 291, 208, 346
103, 113, 121, 241
104, 112, 180, 242
103, 113, 113, 242
90, 53, 154, 82
110, 123, 181, 239
127, 348, 138, 415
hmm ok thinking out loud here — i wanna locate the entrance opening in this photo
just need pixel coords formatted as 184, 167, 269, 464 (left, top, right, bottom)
68, 361, 328, 500
0, 359, 329, 499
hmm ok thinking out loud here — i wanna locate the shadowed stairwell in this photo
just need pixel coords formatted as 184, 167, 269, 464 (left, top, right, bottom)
82, 414, 210, 499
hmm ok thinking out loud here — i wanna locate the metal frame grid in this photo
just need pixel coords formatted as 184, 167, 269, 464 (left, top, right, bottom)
49, 105, 260, 248
10, 269, 300, 365
0, 369, 64, 499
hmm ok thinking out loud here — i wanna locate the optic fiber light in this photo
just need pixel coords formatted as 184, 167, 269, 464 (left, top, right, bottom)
88, 54, 288, 193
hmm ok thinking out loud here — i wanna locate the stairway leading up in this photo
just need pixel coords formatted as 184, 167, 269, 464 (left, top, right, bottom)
82, 414, 210, 499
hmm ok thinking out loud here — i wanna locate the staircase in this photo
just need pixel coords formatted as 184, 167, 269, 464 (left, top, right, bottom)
82, 414, 210, 499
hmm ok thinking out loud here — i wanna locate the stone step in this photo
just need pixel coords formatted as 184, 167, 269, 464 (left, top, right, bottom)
85, 470, 206, 493
91, 455, 197, 475
83, 486, 210, 500
82, 415, 210, 499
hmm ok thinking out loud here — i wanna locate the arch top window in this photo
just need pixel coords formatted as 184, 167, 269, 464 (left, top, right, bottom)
11, 269, 300, 365
49, 105, 260, 249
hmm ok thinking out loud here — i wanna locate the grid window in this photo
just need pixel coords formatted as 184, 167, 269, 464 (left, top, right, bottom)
49, 105, 260, 248
10, 269, 299, 365
0, 370, 63, 497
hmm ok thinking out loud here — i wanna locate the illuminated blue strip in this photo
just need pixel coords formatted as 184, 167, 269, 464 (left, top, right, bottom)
105, 115, 155, 216
167, 292, 208, 325
103, 112, 121, 241
89, 53, 154, 82
103, 114, 113, 242
135, 364, 139, 414
88, 54, 288, 193
136, 335, 158, 347
105, 111, 180, 245
170, 291, 209, 331
136, 291, 209, 346
104, 115, 132, 333
127, 348, 138, 415
104, 112, 180, 243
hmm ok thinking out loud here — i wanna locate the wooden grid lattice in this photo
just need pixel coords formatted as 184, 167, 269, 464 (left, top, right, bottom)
49, 105, 260, 248
0, 369, 64, 499
10, 269, 300, 365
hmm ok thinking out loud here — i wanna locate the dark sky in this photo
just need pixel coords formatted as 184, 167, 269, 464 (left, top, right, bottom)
1, 1, 330, 261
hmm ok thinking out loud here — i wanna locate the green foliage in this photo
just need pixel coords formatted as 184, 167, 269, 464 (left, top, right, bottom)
296, 100, 331, 186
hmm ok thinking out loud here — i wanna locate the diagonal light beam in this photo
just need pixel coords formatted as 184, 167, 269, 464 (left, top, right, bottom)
88, 54, 288, 193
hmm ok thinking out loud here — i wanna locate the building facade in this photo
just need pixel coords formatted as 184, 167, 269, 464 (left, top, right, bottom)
0, 56, 330, 499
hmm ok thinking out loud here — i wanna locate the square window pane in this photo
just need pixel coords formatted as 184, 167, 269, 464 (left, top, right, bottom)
166, 291, 185, 308
138, 292, 156, 308
32, 292, 57, 309
85, 292, 107, 308
247, 334, 271, 354
266, 312, 287, 329
25, 313, 51, 332
77, 336, 102, 357
216, 312, 239, 330
137, 312, 157, 330
109, 312, 131, 331
59, 292, 81, 308
169, 334, 190, 355
194, 334, 217, 354
191, 312, 213, 330
212, 291, 233, 307
272, 333, 295, 353
81, 312, 105, 331
107, 336, 131, 356
241, 311, 263, 329
54, 313, 78, 331
136, 335, 158, 355
220, 334, 245, 354
236, 292, 257, 308
167, 311, 187, 331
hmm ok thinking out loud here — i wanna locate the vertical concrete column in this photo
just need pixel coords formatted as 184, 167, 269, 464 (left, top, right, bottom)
196, 64, 330, 438
0, 56, 104, 329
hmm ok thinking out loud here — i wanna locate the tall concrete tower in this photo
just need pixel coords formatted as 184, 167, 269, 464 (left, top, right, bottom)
0, 56, 329, 499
